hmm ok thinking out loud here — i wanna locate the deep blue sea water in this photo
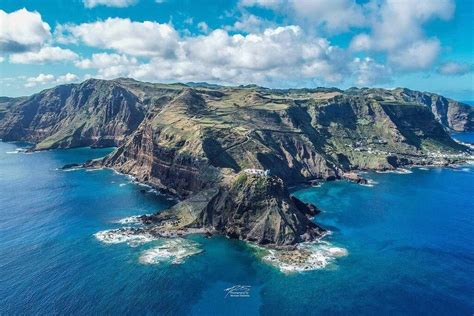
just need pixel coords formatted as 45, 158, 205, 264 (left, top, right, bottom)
452, 131, 474, 144
0, 137, 473, 315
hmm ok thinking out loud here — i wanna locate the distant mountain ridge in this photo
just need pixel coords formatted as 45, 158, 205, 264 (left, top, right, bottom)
1, 79, 471, 151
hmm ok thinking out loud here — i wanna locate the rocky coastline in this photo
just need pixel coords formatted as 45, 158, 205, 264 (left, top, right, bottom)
2, 78, 474, 271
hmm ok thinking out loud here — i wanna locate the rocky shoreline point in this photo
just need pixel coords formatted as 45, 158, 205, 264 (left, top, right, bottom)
128, 172, 327, 247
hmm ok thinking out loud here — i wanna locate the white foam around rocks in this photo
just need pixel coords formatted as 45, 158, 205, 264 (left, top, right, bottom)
360, 179, 378, 187
94, 228, 156, 247
258, 241, 348, 274
456, 167, 472, 172
61, 167, 81, 172
376, 168, 412, 174
85, 168, 103, 172
114, 215, 149, 225
139, 239, 203, 265
6, 148, 28, 154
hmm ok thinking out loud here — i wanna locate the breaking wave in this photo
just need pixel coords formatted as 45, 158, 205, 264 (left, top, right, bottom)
94, 227, 157, 247
139, 239, 203, 265
376, 168, 412, 174
360, 179, 378, 187
255, 241, 348, 273
113, 215, 148, 225
6, 148, 28, 154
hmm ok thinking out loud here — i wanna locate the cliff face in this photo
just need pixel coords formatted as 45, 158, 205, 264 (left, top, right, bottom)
1, 79, 472, 246
391, 88, 474, 132
140, 173, 324, 246
102, 86, 468, 194
0, 79, 181, 149
200, 173, 324, 245
101, 89, 224, 198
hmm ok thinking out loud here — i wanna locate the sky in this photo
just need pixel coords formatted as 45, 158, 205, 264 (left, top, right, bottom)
0, 0, 473, 100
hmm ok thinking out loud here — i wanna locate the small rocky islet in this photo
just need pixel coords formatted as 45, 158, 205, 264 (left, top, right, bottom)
1, 78, 473, 271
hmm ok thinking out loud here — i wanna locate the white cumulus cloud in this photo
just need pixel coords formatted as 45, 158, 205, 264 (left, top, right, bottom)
75, 53, 139, 78
388, 39, 441, 71
60, 18, 179, 57
240, 0, 367, 32
70, 24, 352, 86
25, 73, 79, 88
351, 57, 392, 86
239, 0, 281, 9
56, 73, 79, 83
350, 0, 455, 70
10, 46, 78, 64
228, 13, 274, 33
83, 0, 138, 8
0, 9, 51, 53
25, 73, 55, 87
289, 0, 367, 32
437, 62, 473, 76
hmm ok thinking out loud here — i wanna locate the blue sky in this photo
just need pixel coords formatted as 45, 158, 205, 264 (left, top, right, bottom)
0, 0, 472, 100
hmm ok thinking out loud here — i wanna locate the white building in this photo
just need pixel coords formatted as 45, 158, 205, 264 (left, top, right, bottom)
244, 169, 270, 177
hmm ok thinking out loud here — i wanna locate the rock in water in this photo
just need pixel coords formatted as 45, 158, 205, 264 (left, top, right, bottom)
61, 163, 82, 170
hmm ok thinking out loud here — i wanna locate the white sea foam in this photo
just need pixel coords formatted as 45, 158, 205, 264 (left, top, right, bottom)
360, 179, 378, 187
119, 183, 127, 187
446, 165, 471, 172
85, 168, 103, 172
114, 215, 149, 225
133, 180, 152, 189
396, 168, 412, 174
113, 170, 135, 181
376, 168, 412, 174
139, 239, 203, 265
94, 228, 156, 247
6, 148, 28, 154
258, 241, 348, 274
61, 167, 81, 172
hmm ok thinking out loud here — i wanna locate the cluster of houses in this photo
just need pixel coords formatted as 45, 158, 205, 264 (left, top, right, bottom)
244, 169, 271, 177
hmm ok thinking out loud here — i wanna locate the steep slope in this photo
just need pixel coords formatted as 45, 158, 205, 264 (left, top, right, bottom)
136, 172, 324, 246
390, 88, 474, 131
103, 86, 468, 191
101, 88, 225, 198
351, 87, 474, 132
0, 79, 181, 149
198, 173, 324, 245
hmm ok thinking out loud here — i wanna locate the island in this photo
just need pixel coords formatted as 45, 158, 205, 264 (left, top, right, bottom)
1, 78, 472, 268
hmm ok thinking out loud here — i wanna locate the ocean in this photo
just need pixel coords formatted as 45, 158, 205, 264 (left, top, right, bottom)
0, 136, 473, 315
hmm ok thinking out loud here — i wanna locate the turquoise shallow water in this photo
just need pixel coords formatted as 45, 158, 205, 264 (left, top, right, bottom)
0, 139, 473, 315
